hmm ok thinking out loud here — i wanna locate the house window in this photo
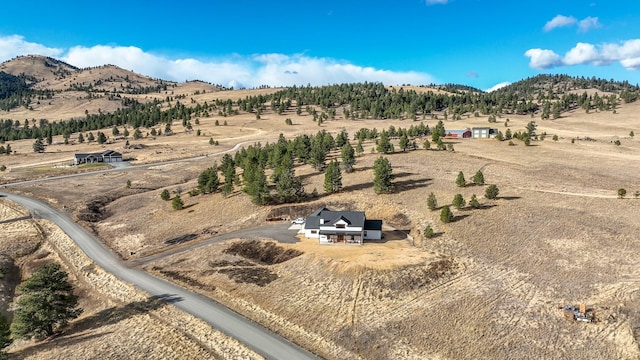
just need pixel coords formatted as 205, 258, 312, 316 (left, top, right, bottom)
311, 230, 317, 234
335, 224, 345, 228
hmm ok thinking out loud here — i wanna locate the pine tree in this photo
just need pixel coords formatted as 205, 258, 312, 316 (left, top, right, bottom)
324, 159, 342, 194
373, 156, 393, 194
423, 225, 435, 239
485, 184, 500, 199
97, 132, 107, 144
172, 195, 184, 210
440, 205, 453, 223
427, 192, 438, 210
11, 263, 82, 340
472, 170, 485, 186
469, 194, 481, 208
456, 171, 466, 187
32, 138, 45, 153
341, 141, 355, 173
452, 193, 466, 209
78, 133, 85, 143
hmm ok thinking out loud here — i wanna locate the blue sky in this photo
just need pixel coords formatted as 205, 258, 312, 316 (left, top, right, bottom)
1, 0, 639, 91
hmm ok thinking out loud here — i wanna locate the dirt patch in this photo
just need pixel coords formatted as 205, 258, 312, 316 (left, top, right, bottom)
76, 196, 112, 223
224, 240, 303, 265
217, 267, 278, 287
368, 257, 457, 295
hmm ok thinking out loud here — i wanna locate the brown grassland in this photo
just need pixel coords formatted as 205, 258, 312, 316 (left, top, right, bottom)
0, 61, 639, 359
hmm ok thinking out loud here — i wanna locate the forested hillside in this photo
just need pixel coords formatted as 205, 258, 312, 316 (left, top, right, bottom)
0, 65, 639, 143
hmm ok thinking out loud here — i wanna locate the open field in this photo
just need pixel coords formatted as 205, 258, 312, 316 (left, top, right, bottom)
1, 83, 640, 359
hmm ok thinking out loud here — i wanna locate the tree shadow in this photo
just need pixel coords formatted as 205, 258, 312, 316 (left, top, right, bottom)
452, 214, 471, 223
11, 294, 183, 359
0, 215, 31, 225
498, 196, 521, 200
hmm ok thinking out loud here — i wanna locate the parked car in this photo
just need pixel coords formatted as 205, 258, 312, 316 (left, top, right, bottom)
291, 217, 305, 224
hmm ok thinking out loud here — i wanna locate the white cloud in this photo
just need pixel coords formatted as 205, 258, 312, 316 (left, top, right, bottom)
0, 35, 63, 61
425, 0, 448, 5
543, 15, 577, 32
563, 42, 602, 65
578, 16, 601, 32
0, 36, 434, 88
524, 49, 562, 69
485, 82, 511, 93
525, 39, 640, 71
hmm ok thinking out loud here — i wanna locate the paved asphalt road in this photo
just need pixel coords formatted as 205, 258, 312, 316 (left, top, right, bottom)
1, 192, 320, 360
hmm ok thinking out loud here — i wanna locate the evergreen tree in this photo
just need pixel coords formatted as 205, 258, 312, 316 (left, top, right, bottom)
472, 170, 485, 186
87, 132, 95, 142
373, 156, 393, 194
341, 141, 355, 173
399, 133, 409, 151
485, 184, 500, 199
423, 139, 431, 150
243, 160, 270, 205
78, 133, 85, 143
427, 192, 438, 210
160, 189, 171, 201
11, 263, 82, 340
276, 166, 305, 203
172, 195, 184, 210
469, 194, 481, 208
324, 159, 342, 194
32, 138, 45, 153
440, 205, 453, 223
123, 128, 130, 137
423, 225, 435, 239
198, 164, 220, 194
97, 131, 107, 144
456, 171, 466, 187
376, 132, 393, 153
452, 194, 466, 209
356, 139, 364, 156
112, 126, 120, 136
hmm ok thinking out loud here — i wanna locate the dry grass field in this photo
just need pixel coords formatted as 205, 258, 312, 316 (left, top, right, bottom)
1, 71, 640, 359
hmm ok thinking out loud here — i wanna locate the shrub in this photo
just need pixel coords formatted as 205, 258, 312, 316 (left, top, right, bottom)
160, 189, 171, 201
618, 188, 627, 199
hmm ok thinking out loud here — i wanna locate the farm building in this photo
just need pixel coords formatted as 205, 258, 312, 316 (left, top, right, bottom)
302, 208, 382, 245
445, 129, 472, 138
472, 127, 498, 139
74, 150, 123, 165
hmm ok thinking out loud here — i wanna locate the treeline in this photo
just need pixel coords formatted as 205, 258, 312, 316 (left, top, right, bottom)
0, 97, 223, 142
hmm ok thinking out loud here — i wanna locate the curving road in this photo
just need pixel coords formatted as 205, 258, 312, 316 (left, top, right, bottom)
0, 191, 320, 360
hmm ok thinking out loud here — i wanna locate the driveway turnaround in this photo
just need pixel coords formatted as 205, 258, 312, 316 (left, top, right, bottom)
1, 191, 320, 360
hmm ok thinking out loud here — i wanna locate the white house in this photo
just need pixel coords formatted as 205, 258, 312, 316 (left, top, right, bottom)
303, 208, 382, 245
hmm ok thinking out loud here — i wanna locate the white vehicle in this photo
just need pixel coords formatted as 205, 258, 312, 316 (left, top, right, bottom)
291, 217, 305, 224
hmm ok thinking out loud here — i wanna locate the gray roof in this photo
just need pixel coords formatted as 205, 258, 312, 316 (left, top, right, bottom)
305, 208, 366, 230
364, 220, 383, 231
